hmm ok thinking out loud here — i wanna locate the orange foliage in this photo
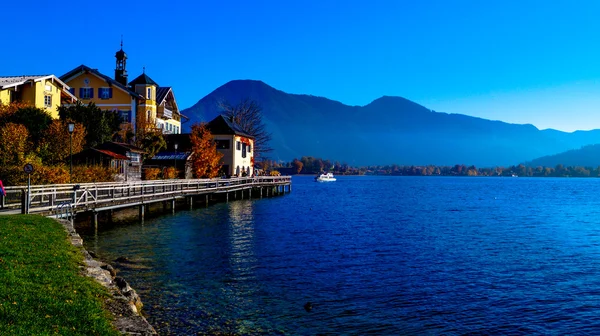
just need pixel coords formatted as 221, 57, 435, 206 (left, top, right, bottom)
39, 120, 86, 164
72, 165, 117, 183
164, 167, 178, 179
0, 101, 30, 120
0, 123, 30, 166
0, 164, 117, 186
190, 123, 223, 178
143, 168, 161, 180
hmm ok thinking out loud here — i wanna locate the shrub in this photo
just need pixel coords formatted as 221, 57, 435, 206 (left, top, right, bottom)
164, 167, 177, 179
143, 168, 161, 180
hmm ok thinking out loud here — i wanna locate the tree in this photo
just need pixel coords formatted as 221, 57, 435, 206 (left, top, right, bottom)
134, 108, 166, 160
292, 159, 303, 174
0, 123, 30, 166
219, 98, 272, 159
0, 105, 52, 146
58, 101, 121, 148
38, 120, 86, 165
190, 123, 223, 178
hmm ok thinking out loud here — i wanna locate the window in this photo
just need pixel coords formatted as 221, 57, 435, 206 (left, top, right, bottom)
45, 85, 52, 92
147, 88, 152, 99
99, 88, 112, 99
119, 110, 131, 123
175, 126, 179, 133
242, 143, 247, 158
147, 110, 151, 121
215, 140, 230, 149
236, 141, 241, 150
44, 95, 52, 108
80, 88, 93, 99
248, 144, 251, 153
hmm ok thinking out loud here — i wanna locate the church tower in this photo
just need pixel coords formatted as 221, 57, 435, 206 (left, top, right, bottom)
115, 37, 128, 86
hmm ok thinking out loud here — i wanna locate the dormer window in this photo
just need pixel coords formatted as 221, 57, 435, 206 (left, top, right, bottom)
147, 88, 151, 99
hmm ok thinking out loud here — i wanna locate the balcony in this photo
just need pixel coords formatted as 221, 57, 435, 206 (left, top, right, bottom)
163, 108, 173, 119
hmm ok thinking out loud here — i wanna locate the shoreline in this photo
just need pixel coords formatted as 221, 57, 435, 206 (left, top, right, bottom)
57, 218, 157, 335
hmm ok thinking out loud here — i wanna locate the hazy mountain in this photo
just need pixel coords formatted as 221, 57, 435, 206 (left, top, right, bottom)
526, 144, 600, 168
181, 80, 600, 167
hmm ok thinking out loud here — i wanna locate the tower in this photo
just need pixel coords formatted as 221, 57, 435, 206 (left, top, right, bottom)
115, 37, 128, 86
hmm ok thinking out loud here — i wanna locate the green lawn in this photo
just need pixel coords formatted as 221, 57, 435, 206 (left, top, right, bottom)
0, 215, 118, 335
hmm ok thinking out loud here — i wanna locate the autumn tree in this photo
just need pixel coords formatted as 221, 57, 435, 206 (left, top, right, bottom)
0, 105, 52, 146
38, 120, 86, 164
219, 98, 272, 159
58, 101, 121, 148
292, 159, 304, 174
190, 123, 223, 178
0, 123, 30, 166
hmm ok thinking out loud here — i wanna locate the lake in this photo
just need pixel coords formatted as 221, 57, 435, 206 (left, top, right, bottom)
80, 176, 600, 334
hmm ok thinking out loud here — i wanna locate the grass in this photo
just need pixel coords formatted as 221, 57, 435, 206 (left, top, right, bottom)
0, 215, 119, 335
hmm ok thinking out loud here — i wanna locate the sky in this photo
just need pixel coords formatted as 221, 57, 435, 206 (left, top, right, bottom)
2, 0, 600, 132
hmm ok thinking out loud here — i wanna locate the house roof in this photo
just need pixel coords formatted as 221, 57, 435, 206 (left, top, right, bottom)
156, 87, 170, 104
129, 73, 158, 87
73, 148, 130, 160
0, 74, 77, 100
94, 149, 130, 160
59, 65, 142, 98
206, 115, 254, 139
149, 151, 192, 161
96, 141, 146, 154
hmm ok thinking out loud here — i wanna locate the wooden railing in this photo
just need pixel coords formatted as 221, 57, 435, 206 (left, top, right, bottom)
0, 176, 291, 215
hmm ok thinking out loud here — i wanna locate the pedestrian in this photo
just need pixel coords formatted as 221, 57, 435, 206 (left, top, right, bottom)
0, 178, 5, 197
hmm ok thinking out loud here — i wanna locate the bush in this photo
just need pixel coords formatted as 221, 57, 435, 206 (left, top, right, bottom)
143, 168, 161, 180
0, 164, 117, 186
270, 170, 281, 176
163, 167, 177, 179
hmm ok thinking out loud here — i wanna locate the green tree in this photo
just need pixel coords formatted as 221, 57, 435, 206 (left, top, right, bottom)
58, 101, 121, 148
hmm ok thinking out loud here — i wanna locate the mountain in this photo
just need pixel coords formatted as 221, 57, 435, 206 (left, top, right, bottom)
181, 80, 600, 166
526, 144, 600, 168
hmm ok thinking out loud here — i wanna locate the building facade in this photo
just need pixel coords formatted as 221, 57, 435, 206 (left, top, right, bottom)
59, 42, 183, 134
0, 75, 77, 118
206, 115, 255, 177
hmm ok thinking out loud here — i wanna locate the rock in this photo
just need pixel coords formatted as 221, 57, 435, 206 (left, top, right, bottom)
114, 256, 130, 263
101, 264, 117, 277
88, 250, 98, 258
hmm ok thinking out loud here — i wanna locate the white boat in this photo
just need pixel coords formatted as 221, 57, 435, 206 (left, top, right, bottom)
315, 172, 336, 182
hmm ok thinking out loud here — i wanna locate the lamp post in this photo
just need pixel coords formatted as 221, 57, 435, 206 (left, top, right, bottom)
68, 123, 75, 183
173, 143, 178, 178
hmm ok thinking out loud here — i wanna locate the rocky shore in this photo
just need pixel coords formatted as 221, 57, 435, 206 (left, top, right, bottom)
58, 219, 157, 335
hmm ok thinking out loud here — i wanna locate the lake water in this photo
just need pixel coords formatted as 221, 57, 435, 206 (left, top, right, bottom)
81, 176, 600, 335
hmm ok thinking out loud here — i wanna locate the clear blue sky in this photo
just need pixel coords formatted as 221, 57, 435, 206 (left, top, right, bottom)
2, 0, 600, 132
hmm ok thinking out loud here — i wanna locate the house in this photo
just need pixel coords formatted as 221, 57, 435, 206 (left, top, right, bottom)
95, 142, 145, 181
206, 115, 255, 177
143, 134, 193, 178
59, 41, 184, 134
0, 75, 77, 118
71, 148, 131, 181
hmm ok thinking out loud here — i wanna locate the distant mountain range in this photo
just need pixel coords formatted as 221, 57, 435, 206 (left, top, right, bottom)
181, 80, 600, 167
526, 145, 600, 168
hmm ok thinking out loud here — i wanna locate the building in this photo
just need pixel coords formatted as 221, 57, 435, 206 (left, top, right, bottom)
96, 142, 145, 181
206, 115, 255, 177
0, 75, 77, 118
59, 41, 184, 134
71, 148, 131, 181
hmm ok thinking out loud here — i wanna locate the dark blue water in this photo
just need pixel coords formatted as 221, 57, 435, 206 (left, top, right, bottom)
82, 176, 600, 335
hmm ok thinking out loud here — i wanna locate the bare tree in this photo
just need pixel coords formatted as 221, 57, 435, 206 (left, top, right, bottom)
218, 98, 272, 159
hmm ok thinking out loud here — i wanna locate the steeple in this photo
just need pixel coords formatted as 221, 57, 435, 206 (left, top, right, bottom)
115, 36, 128, 86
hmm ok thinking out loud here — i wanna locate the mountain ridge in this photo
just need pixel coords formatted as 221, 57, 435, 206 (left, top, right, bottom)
181, 80, 600, 166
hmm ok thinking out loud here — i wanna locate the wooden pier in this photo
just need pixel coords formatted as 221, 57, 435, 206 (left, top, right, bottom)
0, 176, 292, 221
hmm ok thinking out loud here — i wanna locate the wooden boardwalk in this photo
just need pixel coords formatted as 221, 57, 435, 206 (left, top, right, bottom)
0, 176, 292, 220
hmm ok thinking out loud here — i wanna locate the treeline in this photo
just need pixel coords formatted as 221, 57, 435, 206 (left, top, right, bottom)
277, 156, 600, 178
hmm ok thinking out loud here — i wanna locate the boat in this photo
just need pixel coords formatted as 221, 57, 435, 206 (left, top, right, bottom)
315, 172, 336, 182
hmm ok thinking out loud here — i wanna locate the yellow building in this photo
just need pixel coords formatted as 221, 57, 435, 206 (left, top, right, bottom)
0, 75, 77, 118
59, 43, 184, 134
